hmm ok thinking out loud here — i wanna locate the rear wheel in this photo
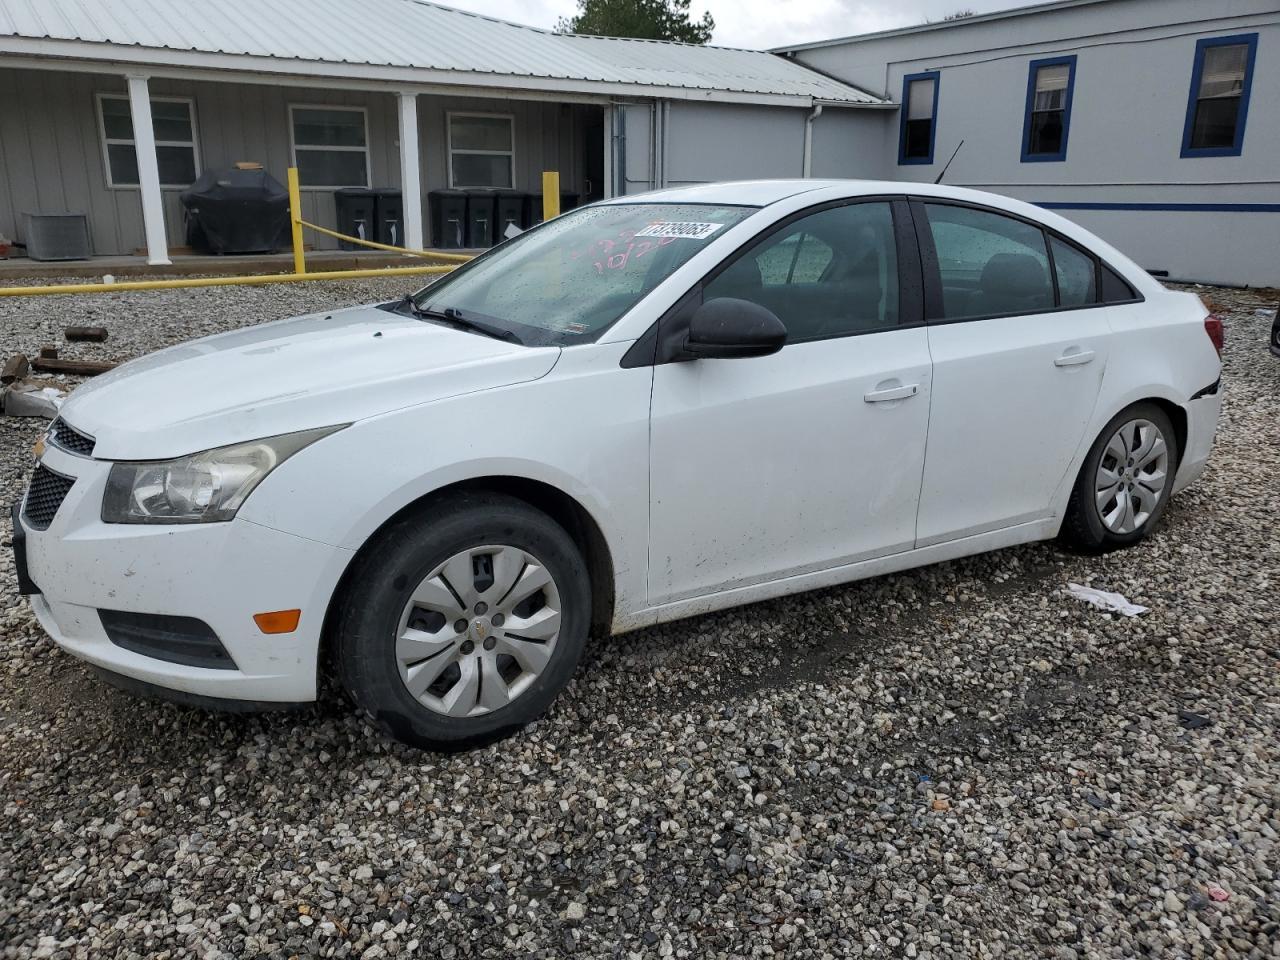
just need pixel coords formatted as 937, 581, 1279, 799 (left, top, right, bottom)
334, 493, 590, 750
1061, 402, 1179, 552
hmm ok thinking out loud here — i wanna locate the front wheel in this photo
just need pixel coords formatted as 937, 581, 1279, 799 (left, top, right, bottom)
334, 493, 591, 750
1060, 402, 1179, 553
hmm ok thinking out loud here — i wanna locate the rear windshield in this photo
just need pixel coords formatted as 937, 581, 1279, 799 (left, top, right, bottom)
412, 203, 755, 345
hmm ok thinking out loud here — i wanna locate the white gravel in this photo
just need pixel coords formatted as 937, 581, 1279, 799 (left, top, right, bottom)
1, 277, 1277, 959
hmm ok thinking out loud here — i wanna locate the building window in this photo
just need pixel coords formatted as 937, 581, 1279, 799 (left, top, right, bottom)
1181, 33, 1258, 158
898, 72, 940, 165
448, 113, 515, 188
1021, 55, 1076, 162
290, 106, 370, 187
97, 94, 199, 188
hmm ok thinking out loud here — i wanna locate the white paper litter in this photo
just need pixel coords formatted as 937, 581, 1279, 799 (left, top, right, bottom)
1065, 583, 1149, 617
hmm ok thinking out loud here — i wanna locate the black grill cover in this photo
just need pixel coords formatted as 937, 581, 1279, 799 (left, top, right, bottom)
181, 167, 290, 254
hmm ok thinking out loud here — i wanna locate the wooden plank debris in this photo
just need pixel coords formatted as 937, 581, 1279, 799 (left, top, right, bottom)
65, 326, 109, 342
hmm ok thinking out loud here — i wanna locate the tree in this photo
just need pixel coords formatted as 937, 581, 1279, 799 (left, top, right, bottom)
555, 0, 715, 44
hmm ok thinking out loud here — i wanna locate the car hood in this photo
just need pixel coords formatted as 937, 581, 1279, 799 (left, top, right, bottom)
59, 303, 561, 460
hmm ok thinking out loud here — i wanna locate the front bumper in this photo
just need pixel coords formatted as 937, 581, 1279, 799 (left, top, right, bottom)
20, 443, 353, 703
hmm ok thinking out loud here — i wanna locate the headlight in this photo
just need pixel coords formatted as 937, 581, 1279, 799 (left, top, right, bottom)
102, 426, 345, 524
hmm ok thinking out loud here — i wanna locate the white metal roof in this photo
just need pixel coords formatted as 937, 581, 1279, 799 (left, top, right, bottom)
772, 0, 1111, 53
0, 0, 886, 107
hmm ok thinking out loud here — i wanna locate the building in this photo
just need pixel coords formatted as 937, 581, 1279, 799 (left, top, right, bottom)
776, 0, 1280, 287
0, 0, 887, 264
2, 0, 1276, 286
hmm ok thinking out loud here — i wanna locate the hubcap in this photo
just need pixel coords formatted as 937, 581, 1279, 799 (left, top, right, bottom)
1095, 418, 1169, 534
395, 545, 562, 718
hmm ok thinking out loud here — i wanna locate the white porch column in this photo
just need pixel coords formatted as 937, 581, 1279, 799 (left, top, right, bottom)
397, 91, 424, 251
126, 74, 171, 265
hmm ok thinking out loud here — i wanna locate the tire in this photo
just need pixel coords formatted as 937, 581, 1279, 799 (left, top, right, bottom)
1060, 402, 1179, 553
334, 492, 590, 751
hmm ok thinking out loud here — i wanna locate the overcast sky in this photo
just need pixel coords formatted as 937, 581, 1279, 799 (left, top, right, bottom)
439, 0, 1030, 49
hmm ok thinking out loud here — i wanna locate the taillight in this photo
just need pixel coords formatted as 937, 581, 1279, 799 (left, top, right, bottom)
1204, 315, 1224, 356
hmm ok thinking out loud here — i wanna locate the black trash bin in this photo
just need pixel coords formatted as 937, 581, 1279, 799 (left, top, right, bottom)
465, 190, 497, 248
180, 166, 290, 254
334, 187, 376, 250
527, 192, 580, 226
373, 188, 403, 248
494, 190, 529, 240
429, 189, 468, 249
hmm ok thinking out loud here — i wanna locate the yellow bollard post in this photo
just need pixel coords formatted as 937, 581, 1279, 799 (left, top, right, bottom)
287, 167, 306, 275
542, 171, 561, 222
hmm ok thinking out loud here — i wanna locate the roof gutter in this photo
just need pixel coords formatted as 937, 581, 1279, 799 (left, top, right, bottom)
802, 103, 823, 178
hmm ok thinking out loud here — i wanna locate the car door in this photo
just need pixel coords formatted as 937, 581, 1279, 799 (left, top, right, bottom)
645, 198, 933, 606
911, 199, 1112, 546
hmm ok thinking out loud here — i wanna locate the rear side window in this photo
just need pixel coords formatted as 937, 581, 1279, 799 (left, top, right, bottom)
1050, 236, 1097, 306
704, 201, 900, 343
923, 203, 1054, 320
1101, 265, 1137, 303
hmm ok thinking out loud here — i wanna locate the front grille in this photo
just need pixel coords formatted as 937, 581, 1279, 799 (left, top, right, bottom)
23, 464, 75, 530
48, 417, 96, 457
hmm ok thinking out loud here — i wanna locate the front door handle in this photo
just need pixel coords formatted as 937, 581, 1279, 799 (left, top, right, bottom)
1054, 347, 1096, 367
864, 383, 920, 403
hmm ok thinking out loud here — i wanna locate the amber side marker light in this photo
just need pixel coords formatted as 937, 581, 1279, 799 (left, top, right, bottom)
254, 609, 302, 634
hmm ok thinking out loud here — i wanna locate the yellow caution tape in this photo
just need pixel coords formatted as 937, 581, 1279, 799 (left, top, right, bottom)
297, 219, 475, 263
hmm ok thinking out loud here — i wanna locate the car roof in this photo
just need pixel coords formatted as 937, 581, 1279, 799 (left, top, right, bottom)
601, 179, 1041, 209
601, 180, 842, 207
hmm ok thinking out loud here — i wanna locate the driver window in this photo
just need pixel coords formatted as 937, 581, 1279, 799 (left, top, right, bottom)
703, 202, 899, 343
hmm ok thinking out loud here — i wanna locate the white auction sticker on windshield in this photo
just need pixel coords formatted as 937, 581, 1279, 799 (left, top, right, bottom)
634, 221, 725, 240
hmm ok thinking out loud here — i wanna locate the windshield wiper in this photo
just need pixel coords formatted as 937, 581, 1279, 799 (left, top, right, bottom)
402, 296, 522, 344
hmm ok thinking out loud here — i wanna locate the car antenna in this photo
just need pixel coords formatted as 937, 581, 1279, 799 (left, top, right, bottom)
934, 139, 964, 184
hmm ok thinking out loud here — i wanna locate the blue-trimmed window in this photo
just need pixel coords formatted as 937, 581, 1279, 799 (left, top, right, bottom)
1021, 55, 1076, 162
898, 71, 940, 165
1181, 33, 1258, 158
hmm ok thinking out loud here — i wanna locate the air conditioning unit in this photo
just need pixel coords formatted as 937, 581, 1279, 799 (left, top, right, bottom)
22, 212, 91, 261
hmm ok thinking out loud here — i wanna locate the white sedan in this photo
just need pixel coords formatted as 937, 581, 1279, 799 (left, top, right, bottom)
16, 180, 1223, 750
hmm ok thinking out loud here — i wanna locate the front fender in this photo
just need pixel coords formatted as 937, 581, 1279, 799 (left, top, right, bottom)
239, 342, 653, 622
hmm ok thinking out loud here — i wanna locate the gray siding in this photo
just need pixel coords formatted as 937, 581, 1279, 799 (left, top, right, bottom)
617, 100, 886, 194
0, 68, 592, 256
790, 0, 1280, 285
809, 109, 891, 180
0, 69, 151, 256
663, 102, 807, 185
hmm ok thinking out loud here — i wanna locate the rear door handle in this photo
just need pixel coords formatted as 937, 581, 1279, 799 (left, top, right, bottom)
864, 383, 919, 403
1054, 348, 1096, 367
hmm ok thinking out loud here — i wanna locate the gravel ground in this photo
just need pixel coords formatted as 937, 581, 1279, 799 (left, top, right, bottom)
1, 277, 1277, 959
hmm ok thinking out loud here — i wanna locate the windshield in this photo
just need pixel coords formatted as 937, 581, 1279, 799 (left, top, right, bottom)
411, 202, 756, 346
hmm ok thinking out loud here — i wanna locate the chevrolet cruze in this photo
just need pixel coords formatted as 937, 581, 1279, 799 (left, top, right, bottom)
14, 180, 1223, 749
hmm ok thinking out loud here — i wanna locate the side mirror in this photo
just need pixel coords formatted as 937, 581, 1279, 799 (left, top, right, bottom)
684, 297, 787, 360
